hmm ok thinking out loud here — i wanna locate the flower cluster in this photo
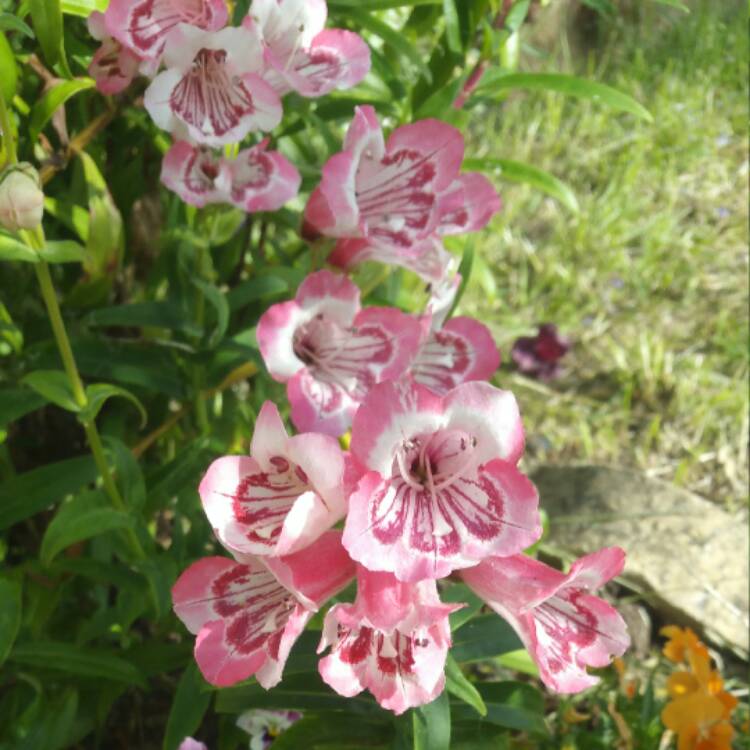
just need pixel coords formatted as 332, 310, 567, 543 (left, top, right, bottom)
172, 124, 630, 710
88, 0, 371, 213
660, 626, 739, 750
138, 1, 632, 715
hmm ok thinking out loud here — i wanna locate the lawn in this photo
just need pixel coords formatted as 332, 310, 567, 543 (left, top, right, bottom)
461, 0, 748, 509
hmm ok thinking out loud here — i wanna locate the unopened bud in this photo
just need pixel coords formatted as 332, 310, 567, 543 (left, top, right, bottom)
0, 163, 44, 232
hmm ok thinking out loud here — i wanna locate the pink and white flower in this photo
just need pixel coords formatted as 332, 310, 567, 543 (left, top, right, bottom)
172, 530, 355, 687
144, 24, 281, 146
343, 379, 541, 582
87, 11, 142, 95
245, 0, 370, 98
257, 270, 422, 436
304, 106, 500, 272
318, 567, 456, 714
411, 316, 501, 396
105, 0, 228, 62
161, 140, 232, 207
199, 401, 346, 558
161, 140, 300, 210
460, 547, 631, 693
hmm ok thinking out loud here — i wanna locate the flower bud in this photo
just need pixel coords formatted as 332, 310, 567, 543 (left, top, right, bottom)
0, 163, 44, 232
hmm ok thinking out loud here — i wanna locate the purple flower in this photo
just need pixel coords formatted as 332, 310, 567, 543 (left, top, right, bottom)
511, 324, 571, 381
237, 709, 302, 750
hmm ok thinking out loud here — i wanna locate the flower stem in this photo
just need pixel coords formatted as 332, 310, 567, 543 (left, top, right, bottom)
0, 93, 17, 166
30, 233, 145, 559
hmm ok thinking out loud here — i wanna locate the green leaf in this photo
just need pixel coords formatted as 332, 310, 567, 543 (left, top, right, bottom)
103, 436, 146, 509
85, 300, 200, 336
22, 370, 80, 412
0, 231, 38, 263
163, 662, 212, 750
475, 72, 653, 121
0, 32, 18, 102
451, 614, 522, 662
0, 454, 97, 529
39, 240, 86, 264
83, 383, 147, 427
61, 0, 108, 16
651, 0, 689, 11
444, 653, 486, 716
497, 648, 539, 677
28, 0, 64, 68
0, 388, 46, 426
227, 275, 289, 311
442, 0, 462, 54
40, 490, 132, 565
270, 715, 393, 750
463, 157, 579, 213
215, 669, 378, 714
29, 79, 95, 143
349, 9, 432, 83
10, 642, 147, 687
0, 577, 22, 666
0, 13, 35, 37
446, 242, 475, 319
414, 690, 450, 750
452, 681, 548, 736
79, 150, 124, 279
329, 0, 440, 7
193, 279, 229, 348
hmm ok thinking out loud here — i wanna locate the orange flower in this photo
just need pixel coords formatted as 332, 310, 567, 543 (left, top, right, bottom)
661, 626, 708, 663
662, 691, 734, 750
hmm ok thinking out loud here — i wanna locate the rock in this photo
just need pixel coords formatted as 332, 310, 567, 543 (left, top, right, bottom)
531, 465, 749, 658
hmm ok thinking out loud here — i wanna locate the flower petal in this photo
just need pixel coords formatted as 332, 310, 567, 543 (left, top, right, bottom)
262, 530, 356, 610
437, 173, 501, 236
229, 142, 301, 213
343, 458, 540, 582
318, 600, 450, 714
105, 0, 228, 61
412, 316, 500, 395
443, 381, 525, 466
461, 551, 630, 693
160, 140, 232, 207
350, 379, 445, 477
276, 29, 371, 98
173, 555, 311, 687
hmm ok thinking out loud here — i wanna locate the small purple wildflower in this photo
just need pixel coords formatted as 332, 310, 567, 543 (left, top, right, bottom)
511, 323, 571, 381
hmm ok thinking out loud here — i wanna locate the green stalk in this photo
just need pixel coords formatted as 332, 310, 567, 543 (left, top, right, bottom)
29, 232, 145, 559
0, 93, 16, 165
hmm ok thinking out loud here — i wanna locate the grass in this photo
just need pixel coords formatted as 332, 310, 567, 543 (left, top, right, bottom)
461, 0, 748, 508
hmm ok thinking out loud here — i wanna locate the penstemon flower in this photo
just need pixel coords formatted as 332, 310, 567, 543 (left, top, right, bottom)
245, 0, 370, 98
87, 11, 143, 94
411, 315, 501, 395
342, 378, 541, 582
460, 547, 631, 692
198, 401, 347, 558
105, 0, 228, 62
318, 567, 457, 714
304, 105, 500, 276
257, 270, 422, 436
144, 24, 282, 146
161, 139, 300, 210
172, 531, 354, 686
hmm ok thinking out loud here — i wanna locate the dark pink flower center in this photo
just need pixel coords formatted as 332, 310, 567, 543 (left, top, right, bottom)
230, 455, 312, 546
533, 590, 597, 674
335, 623, 429, 676
292, 315, 392, 399
355, 148, 438, 248
211, 564, 295, 655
